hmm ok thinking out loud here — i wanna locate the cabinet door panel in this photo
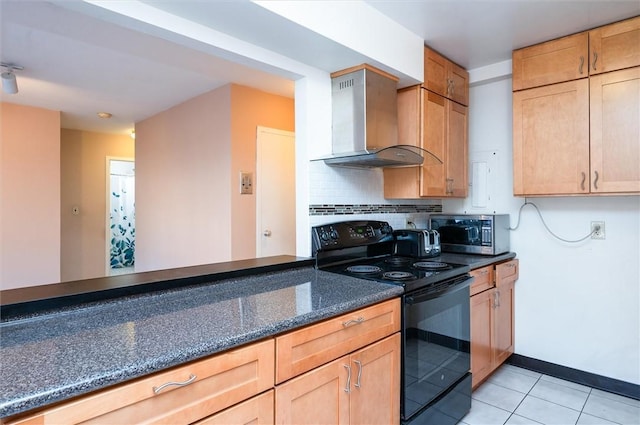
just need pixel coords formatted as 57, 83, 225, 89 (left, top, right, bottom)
449, 62, 469, 106
447, 102, 468, 197
513, 32, 588, 91
589, 16, 640, 75
424, 48, 448, 98
350, 334, 400, 425
196, 390, 274, 425
470, 290, 493, 389
513, 79, 590, 195
275, 357, 349, 425
590, 67, 640, 193
420, 90, 447, 196
493, 280, 515, 367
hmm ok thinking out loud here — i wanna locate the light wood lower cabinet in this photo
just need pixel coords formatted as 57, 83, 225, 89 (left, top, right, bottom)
194, 390, 274, 425
4, 339, 275, 425
470, 260, 518, 389
275, 333, 400, 425
3, 299, 401, 425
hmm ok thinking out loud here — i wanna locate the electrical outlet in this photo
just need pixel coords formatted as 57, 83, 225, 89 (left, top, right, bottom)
591, 221, 605, 239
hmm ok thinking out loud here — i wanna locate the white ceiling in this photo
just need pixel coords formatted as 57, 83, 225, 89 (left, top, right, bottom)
1, 0, 639, 135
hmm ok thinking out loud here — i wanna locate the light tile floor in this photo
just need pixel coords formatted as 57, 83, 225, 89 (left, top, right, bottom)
460, 364, 640, 425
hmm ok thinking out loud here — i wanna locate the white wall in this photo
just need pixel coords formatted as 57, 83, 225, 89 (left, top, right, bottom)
445, 76, 640, 385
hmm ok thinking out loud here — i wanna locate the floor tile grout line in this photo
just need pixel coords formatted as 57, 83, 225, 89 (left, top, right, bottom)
501, 372, 542, 424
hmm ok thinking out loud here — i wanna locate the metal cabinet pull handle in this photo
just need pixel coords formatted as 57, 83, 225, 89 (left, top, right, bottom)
153, 374, 196, 394
354, 360, 363, 388
593, 170, 599, 190
343, 364, 351, 393
496, 290, 501, 308
343, 317, 365, 327
579, 56, 584, 74
592, 51, 598, 71
581, 172, 586, 191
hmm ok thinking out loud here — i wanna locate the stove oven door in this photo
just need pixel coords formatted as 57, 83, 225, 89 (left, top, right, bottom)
401, 277, 471, 422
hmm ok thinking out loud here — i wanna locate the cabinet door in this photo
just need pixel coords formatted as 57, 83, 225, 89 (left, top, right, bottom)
512, 32, 588, 91
493, 280, 515, 367
470, 290, 493, 389
589, 16, 640, 75
494, 260, 518, 368
446, 101, 468, 197
275, 357, 349, 425
420, 90, 447, 196
449, 61, 469, 106
196, 390, 274, 425
424, 47, 448, 98
590, 67, 640, 193
349, 334, 401, 425
513, 79, 590, 195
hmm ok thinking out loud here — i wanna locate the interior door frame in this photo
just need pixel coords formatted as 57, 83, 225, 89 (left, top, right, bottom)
255, 126, 296, 257
105, 156, 135, 275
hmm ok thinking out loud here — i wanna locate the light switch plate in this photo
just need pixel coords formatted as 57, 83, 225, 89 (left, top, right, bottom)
240, 172, 253, 194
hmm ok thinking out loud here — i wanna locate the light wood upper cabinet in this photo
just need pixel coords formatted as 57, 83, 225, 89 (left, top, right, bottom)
513, 16, 639, 91
589, 16, 640, 75
384, 86, 468, 199
513, 79, 590, 196
425, 47, 469, 106
512, 16, 640, 196
513, 32, 589, 91
589, 67, 640, 193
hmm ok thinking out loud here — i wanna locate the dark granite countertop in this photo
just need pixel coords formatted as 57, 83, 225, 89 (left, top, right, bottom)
0, 264, 403, 419
434, 252, 517, 270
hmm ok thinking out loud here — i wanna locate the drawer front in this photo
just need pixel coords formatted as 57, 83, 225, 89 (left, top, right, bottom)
469, 266, 494, 296
194, 390, 274, 425
496, 259, 519, 285
6, 339, 275, 425
275, 298, 401, 383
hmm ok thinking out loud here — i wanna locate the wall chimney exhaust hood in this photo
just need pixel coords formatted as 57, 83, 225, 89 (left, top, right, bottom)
316, 64, 442, 169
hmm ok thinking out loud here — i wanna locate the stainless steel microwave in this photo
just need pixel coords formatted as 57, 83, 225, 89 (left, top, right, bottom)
429, 214, 510, 255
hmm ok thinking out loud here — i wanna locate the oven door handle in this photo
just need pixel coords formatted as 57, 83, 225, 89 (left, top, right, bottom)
405, 277, 473, 304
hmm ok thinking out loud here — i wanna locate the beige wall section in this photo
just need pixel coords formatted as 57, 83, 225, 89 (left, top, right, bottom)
230, 84, 295, 260
135, 85, 233, 272
135, 83, 294, 271
60, 129, 134, 282
1, 103, 60, 289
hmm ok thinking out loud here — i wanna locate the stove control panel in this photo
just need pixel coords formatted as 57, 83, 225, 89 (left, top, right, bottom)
312, 220, 393, 254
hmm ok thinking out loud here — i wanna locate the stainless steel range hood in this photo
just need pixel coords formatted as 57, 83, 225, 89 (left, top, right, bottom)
317, 64, 441, 169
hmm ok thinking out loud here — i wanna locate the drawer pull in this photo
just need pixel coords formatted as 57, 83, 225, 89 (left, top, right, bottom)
153, 374, 197, 394
342, 317, 365, 327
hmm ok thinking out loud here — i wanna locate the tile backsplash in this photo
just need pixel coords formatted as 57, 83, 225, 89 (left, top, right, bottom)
308, 162, 442, 231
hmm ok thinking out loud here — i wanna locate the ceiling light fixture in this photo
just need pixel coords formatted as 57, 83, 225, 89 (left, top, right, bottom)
1, 62, 24, 95
97, 112, 112, 119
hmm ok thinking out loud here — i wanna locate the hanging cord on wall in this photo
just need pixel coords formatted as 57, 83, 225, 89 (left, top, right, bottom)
509, 199, 597, 243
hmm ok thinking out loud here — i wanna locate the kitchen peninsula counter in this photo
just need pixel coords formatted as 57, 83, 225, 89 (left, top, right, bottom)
0, 257, 403, 419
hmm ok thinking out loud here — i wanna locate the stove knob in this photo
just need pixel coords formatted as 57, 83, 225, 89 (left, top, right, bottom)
330, 230, 339, 239
320, 232, 330, 241
381, 224, 392, 234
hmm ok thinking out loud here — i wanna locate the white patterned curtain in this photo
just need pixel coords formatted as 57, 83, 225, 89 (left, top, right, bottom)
110, 173, 135, 268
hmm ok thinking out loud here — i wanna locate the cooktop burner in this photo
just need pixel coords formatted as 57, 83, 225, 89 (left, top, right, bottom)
382, 271, 416, 281
412, 261, 452, 270
346, 265, 382, 274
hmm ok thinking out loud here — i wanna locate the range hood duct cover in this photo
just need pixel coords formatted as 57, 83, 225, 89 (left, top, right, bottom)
319, 65, 440, 168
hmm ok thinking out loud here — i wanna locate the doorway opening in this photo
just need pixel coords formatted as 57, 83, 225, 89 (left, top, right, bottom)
107, 158, 135, 275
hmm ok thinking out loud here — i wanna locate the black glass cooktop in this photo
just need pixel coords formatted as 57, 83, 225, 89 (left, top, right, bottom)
321, 256, 470, 292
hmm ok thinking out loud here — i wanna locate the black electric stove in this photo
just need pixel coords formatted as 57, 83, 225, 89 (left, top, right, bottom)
313, 220, 473, 425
